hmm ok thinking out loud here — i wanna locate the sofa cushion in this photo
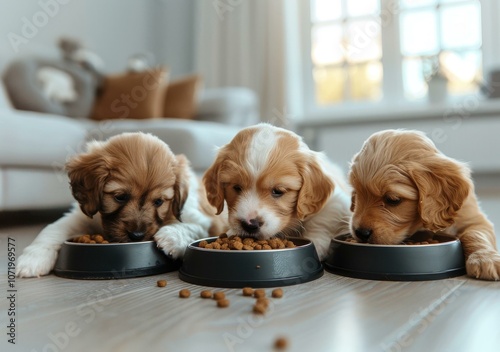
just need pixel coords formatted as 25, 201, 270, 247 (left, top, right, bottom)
87, 118, 241, 172
0, 111, 88, 168
2, 58, 96, 118
90, 68, 168, 120
163, 75, 202, 119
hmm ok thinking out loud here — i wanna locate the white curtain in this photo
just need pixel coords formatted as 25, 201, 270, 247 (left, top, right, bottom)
194, 0, 303, 124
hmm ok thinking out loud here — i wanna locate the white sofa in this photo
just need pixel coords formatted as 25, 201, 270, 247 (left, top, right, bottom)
0, 83, 259, 211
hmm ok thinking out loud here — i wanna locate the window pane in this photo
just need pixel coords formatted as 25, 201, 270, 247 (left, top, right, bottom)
402, 58, 427, 100
311, 0, 342, 22
441, 51, 482, 94
400, 0, 437, 9
311, 24, 344, 65
349, 62, 383, 100
400, 10, 439, 56
347, 0, 379, 17
441, 3, 481, 49
313, 66, 345, 105
345, 19, 382, 63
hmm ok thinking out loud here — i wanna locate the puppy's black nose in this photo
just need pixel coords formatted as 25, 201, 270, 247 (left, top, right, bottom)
128, 231, 145, 241
355, 228, 372, 242
240, 218, 262, 234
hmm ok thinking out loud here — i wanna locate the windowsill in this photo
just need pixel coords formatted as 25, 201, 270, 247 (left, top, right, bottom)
296, 96, 500, 128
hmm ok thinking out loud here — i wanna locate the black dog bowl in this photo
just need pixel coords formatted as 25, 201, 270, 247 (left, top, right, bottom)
179, 237, 323, 288
324, 232, 466, 281
54, 241, 180, 279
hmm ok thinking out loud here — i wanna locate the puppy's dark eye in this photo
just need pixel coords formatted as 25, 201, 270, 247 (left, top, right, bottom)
384, 195, 402, 206
114, 194, 130, 203
233, 185, 242, 193
271, 188, 285, 198
153, 198, 164, 207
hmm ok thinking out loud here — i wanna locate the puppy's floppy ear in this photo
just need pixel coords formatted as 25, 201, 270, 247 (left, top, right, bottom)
296, 156, 335, 220
408, 155, 472, 231
350, 192, 356, 212
172, 154, 191, 221
202, 151, 226, 215
65, 141, 109, 218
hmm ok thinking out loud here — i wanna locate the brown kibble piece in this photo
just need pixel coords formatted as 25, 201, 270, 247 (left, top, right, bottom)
242, 245, 254, 250
217, 299, 230, 308
274, 337, 288, 350
200, 290, 212, 299
242, 287, 254, 296
179, 289, 191, 298
232, 241, 243, 250
254, 289, 265, 298
253, 303, 267, 314
256, 297, 269, 308
93, 235, 104, 243
213, 291, 225, 300
272, 288, 283, 298
157, 280, 167, 287
199, 240, 208, 248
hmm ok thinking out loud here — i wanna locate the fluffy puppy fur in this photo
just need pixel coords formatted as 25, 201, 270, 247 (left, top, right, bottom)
17, 132, 225, 277
349, 129, 499, 280
203, 123, 351, 260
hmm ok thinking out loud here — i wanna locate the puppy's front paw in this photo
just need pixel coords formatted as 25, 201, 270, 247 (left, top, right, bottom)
16, 246, 59, 278
154, 228, 189, 260
466, 250, 500, 281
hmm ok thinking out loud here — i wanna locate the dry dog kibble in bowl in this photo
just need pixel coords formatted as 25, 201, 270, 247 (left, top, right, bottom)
198, 234, 297, 251
72, 234, 110, 244
342, 233, 442, 245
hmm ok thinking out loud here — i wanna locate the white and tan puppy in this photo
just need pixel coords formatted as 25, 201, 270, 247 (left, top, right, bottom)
17, 132, 225, 277
203, 123, 351, 260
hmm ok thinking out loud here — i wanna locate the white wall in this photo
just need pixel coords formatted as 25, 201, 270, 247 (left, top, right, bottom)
0, 0, 196, 75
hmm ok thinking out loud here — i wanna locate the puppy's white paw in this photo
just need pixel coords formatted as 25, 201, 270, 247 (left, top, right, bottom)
466, 250, 500, 281
16, 246, 59, 278
154, 228, 189, 260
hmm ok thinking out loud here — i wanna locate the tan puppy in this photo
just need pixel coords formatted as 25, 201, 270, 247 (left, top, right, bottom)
17, 132, 225, 277
203, 123, 351, 260
349, 129, 499, 280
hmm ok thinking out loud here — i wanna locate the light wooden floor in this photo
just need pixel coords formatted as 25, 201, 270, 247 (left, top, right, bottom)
1, 195, 499, 352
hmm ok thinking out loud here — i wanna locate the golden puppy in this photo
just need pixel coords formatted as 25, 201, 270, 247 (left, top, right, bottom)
203, 123, 352, 260
17, 132, 225, 277
349, 129, 499, 280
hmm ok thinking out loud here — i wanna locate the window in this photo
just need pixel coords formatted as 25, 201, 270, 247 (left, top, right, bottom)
310, 0, 383, 105
400, 0, 482, 100
305, 0, 483, 111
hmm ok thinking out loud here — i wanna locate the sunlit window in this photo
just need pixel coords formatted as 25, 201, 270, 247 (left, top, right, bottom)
400, 0, 482, 100
308, 0, 483, 107
310, 0, 383, 105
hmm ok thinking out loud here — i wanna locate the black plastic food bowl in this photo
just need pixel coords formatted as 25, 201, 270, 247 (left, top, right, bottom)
179, 237, 323, 288
324, 232, 466, 281
54, 241, 180, 279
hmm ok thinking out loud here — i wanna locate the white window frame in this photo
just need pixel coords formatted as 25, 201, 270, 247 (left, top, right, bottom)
299, 0, 499, 121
